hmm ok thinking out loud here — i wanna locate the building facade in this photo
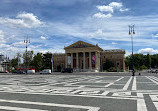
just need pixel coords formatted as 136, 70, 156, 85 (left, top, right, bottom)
53, 41, 125, 72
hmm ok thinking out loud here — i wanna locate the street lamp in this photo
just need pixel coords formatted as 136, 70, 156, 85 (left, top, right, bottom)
24, 36, 30, 74
129, 25, 135, 76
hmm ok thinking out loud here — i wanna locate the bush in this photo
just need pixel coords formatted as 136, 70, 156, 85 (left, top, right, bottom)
107, 67, 116, 72
140, 65, 147, 70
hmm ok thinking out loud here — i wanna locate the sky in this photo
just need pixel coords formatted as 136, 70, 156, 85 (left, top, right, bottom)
0, 0, 158, 58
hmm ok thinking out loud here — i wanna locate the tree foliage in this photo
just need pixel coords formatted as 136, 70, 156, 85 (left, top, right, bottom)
31, 53, 43, 71
42, 52, 52, 70
125, 53, 158, 70
103, 59, 114, 70
23, 51, 33, 66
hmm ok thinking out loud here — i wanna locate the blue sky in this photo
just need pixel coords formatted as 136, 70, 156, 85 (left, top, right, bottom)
0, 0, 158, 58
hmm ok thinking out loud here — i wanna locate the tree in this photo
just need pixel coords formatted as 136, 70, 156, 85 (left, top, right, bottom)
151, 54, 158, 68
146, 53, 151, 69
42, 52, 52, 70
11, 57, 18, 69
16, 52, 22, 67
103, 59, 114, 71
23, 51, 33, 66
31, 53, 43, 71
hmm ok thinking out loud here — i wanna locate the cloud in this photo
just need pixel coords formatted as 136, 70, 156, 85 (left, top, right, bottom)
97, 5, 113, 13
0, 44, 10, 48
39, 48, 65, 54
95, 2, 129, 19
93, 13, 112, 18
120, 8, 129, 12
0, 30, 6, 43
109, 2, 122, 8
12, 41, 25, 47
112, 42, 117, 45
154, 34, 158, 38
0, 12, 43, 28
138, 48, 158, 54
40, 36, 46, 40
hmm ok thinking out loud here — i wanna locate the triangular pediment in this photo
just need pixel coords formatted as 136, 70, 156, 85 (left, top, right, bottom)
64, 41, 98, 49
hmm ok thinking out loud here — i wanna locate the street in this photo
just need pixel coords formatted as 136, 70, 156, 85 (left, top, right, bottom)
0, 73, 157, 111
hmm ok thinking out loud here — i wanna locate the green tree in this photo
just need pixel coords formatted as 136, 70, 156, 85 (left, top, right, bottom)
42, 52, 52, 70
103, 59, 114, 71
31, 53, 43, 71
146, 53, 151, 69
23, 51, 33, 66
151, 54, 158, 68
11, 57, 18, 69
125, 54, 146, 70
16, 52, 22, 68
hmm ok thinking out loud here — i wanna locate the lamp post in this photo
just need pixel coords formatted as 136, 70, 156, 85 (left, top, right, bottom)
24, 37, 30, 74
129, 25, 135, 76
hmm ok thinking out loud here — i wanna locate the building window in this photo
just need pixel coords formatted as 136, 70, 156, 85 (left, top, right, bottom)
104, 56, 105, 58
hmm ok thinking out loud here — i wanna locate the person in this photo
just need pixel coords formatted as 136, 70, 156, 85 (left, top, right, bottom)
139, 73, 141, 76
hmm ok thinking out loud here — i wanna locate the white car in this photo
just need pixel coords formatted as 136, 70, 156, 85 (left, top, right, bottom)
40, 69, 51, 74
27, 70, 35, 74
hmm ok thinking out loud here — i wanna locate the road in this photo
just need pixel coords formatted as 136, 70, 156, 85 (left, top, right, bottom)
0, 73, 157, 111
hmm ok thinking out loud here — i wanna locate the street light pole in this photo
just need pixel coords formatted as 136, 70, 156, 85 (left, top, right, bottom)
129, 25, 135, 76
24, 36, 30, 74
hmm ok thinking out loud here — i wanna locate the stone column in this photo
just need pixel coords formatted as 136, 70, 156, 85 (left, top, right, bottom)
71, 53, 73, 68
76, 52, 79, 70
95, 52, 98, 72
83, 52, 85, 71
89, 52, 92, 70
98, 52, 100, 72
65, 53, 67, 68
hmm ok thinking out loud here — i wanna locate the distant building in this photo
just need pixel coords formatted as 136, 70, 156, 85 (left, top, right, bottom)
52, 41, 125, 72
0, 55, 9, 72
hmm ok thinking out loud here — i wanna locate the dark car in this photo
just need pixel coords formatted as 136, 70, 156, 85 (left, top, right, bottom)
61, 68, 73, 73
12, 70, 26, 74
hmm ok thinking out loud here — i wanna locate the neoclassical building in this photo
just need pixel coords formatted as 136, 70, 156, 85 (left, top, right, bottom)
53, 41, 125, 72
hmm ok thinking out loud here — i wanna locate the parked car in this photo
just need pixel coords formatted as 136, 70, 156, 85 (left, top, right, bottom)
61, 68, 73, 73
151, 69, 158, 73
12, 70, 26, 74
27, 70, 35, 74
40, 69, 51, 74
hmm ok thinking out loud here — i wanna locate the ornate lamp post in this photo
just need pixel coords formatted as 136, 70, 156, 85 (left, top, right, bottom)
24, 37, 30, 74
129, 25, 135, 76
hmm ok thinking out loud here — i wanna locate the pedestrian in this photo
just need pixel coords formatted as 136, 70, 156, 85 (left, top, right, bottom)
139, 73, 141, 76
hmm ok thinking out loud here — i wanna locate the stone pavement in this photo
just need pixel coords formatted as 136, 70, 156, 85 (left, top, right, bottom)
0, 74, 157, 111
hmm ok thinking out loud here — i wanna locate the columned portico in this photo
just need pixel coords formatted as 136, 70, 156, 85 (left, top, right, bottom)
64, 41, 103, 72
54, 41, 125, 72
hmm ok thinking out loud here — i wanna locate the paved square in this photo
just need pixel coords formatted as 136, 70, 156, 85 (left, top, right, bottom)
0, 74, 157, 111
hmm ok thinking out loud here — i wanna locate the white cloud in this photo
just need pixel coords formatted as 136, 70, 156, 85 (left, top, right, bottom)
0, 12, 43, 28
109, 2, 122, 8
95, 2, 128, 18
12, 41, 25, 47
112, 42, 117, 45
40, 36, 46, 40
0, 44, 10, 48
93, 13, 112, 18
154, 34, 158, 38
97, 5, 113, 13
38, 48, 65, 54
120, 8, 129, 12
0, 30, 6, 43
138, 48, 158, 54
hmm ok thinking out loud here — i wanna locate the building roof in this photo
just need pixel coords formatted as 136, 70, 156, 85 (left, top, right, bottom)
102, 49, 125, 53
